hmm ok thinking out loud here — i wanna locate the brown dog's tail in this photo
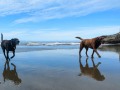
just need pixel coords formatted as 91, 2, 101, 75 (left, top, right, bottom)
75, 37, 83, 40
1, 33, 3, 42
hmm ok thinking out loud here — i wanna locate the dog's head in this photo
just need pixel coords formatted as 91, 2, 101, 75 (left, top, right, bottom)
97, 36, 107, 43
11, 38, 20, 45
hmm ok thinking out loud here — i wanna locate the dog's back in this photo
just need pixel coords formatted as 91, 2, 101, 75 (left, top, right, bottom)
1, 40, 15, 51
76, 37, 102, 49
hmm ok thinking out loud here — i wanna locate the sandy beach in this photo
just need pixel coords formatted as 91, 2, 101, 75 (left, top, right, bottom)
0, 45, 120, 90
0, 0, 120, 90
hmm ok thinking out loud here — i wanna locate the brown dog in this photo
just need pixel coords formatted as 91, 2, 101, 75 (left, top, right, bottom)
76, 36, 105, 58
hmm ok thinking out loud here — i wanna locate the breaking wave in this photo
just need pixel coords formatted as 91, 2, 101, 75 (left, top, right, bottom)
21, 41, 80, 46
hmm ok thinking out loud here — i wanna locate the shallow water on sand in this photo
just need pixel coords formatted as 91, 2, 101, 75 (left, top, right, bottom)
0, 45, 120, 90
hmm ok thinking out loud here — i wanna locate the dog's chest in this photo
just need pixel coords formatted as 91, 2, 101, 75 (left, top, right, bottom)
7, 42, 15, 51
8, 46, 15, 51
95, 41, 101, 48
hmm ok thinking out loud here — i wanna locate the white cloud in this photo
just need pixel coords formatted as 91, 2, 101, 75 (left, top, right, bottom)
0, 0, 120, 23
1, 26, 120, 41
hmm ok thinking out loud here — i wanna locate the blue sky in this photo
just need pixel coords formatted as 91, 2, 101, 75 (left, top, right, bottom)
0, 0, 120, 41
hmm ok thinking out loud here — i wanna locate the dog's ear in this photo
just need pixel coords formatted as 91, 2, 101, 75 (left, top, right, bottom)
11, 39, 15, 43
11, 39, 16, 45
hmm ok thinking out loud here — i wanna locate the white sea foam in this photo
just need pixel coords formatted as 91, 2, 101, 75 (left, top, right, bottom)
24, 42, 79, 46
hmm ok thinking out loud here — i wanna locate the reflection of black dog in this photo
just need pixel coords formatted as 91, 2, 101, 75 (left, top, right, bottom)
3, 60, 21, 85
79, 57, 105, 81
1, 33, 20, 60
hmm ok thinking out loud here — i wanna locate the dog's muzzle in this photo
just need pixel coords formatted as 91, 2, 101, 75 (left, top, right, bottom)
17, 41, 20, 45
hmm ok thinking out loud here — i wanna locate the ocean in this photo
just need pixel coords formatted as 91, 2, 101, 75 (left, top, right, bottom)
0, 43, 120, 90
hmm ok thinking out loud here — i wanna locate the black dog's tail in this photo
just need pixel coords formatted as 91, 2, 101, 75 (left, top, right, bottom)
75, 37, 83, 40
1, 33, 3, 42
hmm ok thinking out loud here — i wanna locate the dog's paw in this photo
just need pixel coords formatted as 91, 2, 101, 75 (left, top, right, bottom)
99, 56, 101, 58
10, 56, 14, 59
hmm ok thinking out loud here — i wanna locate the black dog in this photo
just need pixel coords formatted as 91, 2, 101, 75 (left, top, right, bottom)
1, 33, 20, 60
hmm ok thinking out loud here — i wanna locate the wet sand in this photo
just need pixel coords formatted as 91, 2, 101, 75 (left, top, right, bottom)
0, 45, 120, 90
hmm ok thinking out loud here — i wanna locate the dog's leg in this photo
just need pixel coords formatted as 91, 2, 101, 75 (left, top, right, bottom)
78, 55, 83, 76
11, 50, 15, 59
2, 49, 7, 59
3, 61, 7, 82
92, 44, 101, 58
6, 51, 10, 60
85, 47, 89, 57
91, 50, 94, 58
79, 43, 84, 57
85, 57, 89, 68
11, 63, 17, 75
91, 58, 95, 67
91, 58, 101, 68
79, 47, 83, 57
93, 49, 101, 58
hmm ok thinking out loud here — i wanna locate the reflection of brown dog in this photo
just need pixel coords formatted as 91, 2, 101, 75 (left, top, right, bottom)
79, 57, 105, 81
3, 60, 21, 85
76, 36, 105, 58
